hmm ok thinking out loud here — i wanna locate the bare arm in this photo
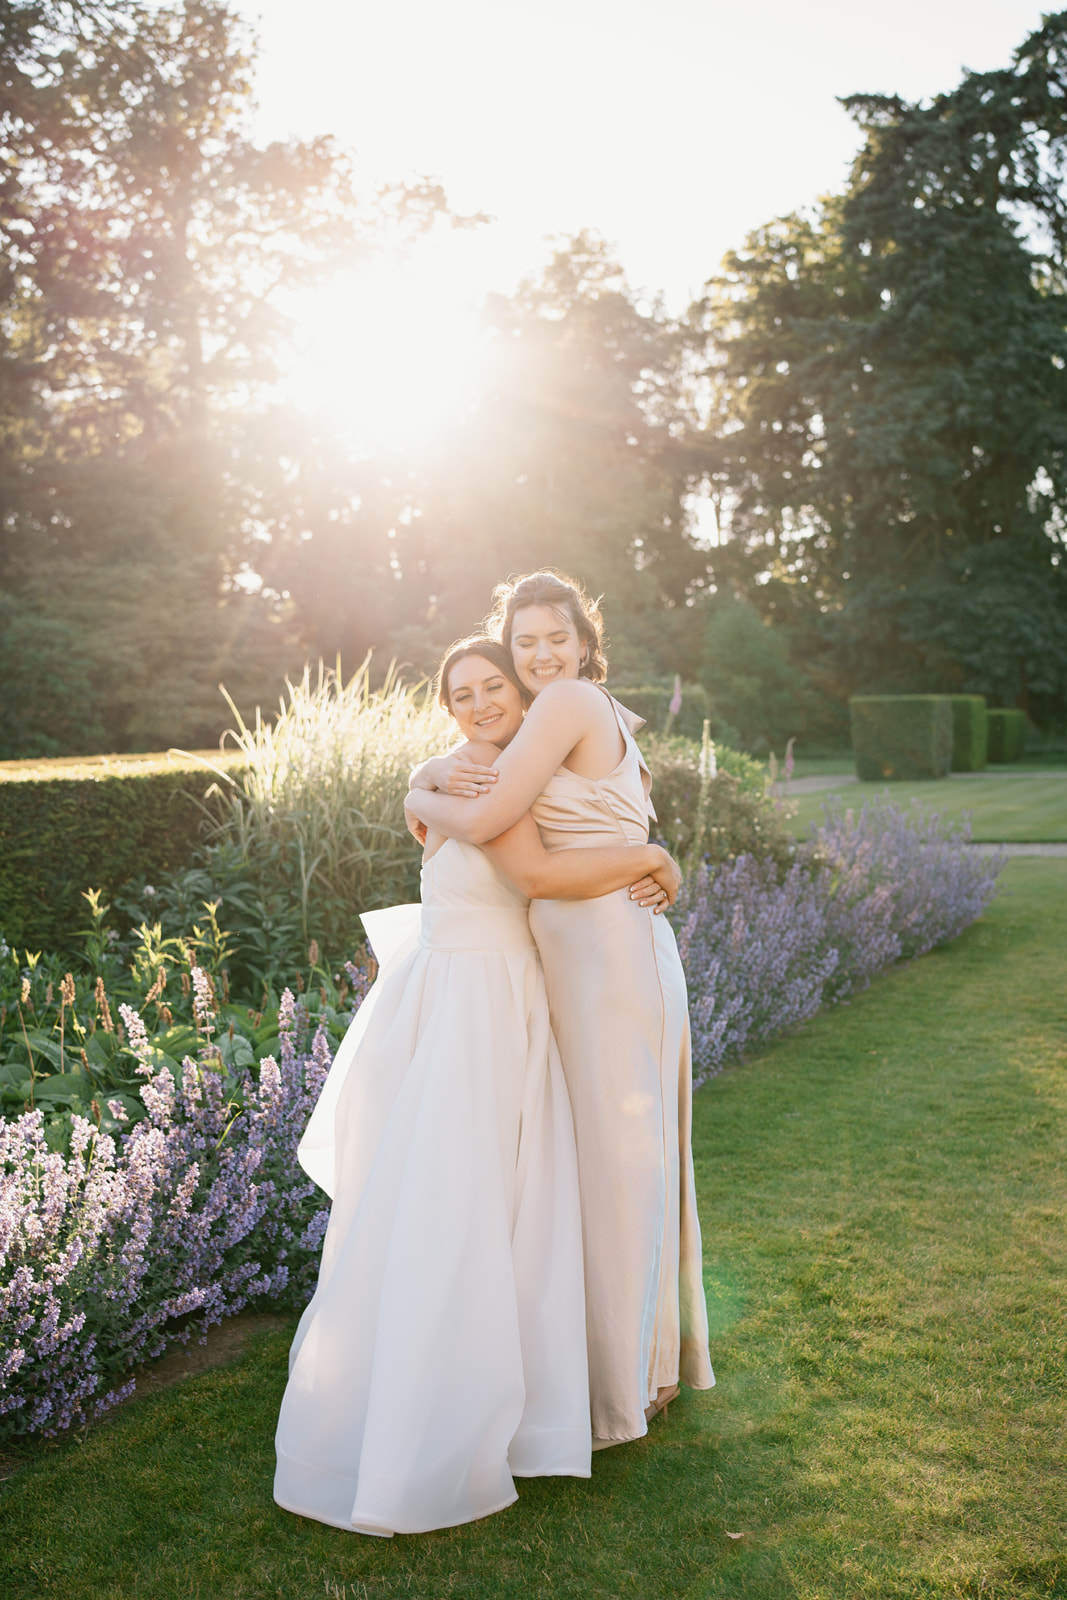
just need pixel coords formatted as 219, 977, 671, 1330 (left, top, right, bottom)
482, 814, 681, 908
405, 682, 620, 846
410, 752, 499, 798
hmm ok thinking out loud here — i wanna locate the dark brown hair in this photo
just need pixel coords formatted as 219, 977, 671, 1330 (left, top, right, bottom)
485, 569, 608, 682
436, 635, 529, 713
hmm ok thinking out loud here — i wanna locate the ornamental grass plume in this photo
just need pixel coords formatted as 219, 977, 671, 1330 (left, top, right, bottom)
0, 988, 338, 1440
204, 659, 447, 952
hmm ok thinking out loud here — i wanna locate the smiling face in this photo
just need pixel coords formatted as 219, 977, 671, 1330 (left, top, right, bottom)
508, 603, 587, 697
446, 654, 526, 747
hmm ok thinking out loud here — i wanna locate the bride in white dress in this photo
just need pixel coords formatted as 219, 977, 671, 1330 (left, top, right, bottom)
273, 638, 681, 1537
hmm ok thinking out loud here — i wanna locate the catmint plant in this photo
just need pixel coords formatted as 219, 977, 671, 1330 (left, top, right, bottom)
671, 794, 1002, 1083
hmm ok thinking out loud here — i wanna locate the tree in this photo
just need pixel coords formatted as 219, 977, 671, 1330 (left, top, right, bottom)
691, 12, 1067, 725
304, 233, 709, 681
0, 0, 448, 753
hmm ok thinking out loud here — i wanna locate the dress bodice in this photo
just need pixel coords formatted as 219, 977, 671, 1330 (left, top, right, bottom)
418, 838, 534, 951
529, 693, 655, 850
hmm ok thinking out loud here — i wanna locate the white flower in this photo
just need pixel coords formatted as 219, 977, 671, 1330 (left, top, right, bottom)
143, 885, 156, 898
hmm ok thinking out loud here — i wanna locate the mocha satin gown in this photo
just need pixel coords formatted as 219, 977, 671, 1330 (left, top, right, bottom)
528, 693, 714, 1444
274, 839, 590, 1536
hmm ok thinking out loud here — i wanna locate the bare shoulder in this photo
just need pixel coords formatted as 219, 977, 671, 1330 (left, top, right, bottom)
528, 678, 613, 723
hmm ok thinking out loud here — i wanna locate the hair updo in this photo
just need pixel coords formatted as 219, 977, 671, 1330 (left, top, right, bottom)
435, 635, 528, 714
485, 569, 608, 683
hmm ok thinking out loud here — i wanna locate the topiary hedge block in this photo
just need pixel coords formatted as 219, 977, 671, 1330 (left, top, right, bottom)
611, 684, 710, 743
949, 695, 988, 772
0, 753, 237, 953
849, 695, 953, 781
987, 708, 1027, 764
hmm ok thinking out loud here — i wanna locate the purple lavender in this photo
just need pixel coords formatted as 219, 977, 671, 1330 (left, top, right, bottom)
0, 988, 338, 1440
2, 795, 1001, 1439
672, 793, 1002, 1083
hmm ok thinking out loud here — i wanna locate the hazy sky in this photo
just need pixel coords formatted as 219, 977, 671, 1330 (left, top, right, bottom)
243, 0, 1050, 309
236, 1, 1052, 446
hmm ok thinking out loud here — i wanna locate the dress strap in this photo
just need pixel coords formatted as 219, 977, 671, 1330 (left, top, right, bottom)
600, 688, 657, 823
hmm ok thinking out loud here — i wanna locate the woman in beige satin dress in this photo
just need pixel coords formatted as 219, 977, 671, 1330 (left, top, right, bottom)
407, 573, 714, 1447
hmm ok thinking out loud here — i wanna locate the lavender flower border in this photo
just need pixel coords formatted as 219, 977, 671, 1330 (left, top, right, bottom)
1, 795, 1003, 1439
1, 989, 331, 1439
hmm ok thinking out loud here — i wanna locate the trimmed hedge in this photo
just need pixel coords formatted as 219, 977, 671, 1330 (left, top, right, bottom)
850, 696, 953, 782
949, 695, 988, 772
611, 683, 711, 743
987, 708, 1028, 764
0, 753, 237, 953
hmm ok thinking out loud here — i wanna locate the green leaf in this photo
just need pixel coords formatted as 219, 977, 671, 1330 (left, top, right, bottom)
33, 1072, 97, 1104
217, 1032, 256, 1069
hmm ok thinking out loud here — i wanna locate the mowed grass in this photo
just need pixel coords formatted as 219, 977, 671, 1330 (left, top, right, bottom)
2, 860, 1064, 1600
779, 753, 1067, 781
787, 772, 1067, 841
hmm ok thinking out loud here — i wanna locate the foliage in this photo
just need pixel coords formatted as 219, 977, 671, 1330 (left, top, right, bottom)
987, 708, 1028, 764
671, 794, 1003, 1082
644, 734, 796, 871
0, 980, 348, 1441
285, 234, 709, 686
612, 683, 711, 743
0, 787, 1005, 1447
0, 0, 451, 757
0, 862, 1059, 1599
690, 12, 1067, 728
697, 595, 833, 753
0, 756, 229, 953
949, 695, 988, 772
849, 694, 953, 781
201, 661, 446, 961
0, 882, 372, 1135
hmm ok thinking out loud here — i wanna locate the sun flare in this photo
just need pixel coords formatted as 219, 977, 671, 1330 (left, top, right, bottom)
285, 230, 489, 452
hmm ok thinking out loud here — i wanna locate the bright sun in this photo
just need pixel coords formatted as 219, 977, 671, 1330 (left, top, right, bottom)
284, 228, 490, 453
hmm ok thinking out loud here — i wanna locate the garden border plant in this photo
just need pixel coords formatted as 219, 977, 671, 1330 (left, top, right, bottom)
0, 980, 344, 1440
1, 791, 1002, 1440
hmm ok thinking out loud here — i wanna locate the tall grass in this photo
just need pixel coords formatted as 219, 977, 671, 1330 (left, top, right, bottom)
207, 662, 449, 949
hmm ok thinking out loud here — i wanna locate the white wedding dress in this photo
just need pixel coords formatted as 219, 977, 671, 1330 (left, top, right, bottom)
274, 839, 591, 1536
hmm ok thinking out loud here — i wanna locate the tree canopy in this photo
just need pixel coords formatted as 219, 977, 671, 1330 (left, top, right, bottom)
2, 3, 1066, 758
0, 0, 448, 753
691, 11, 1067, 724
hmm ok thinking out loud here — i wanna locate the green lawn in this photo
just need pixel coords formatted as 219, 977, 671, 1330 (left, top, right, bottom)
2, 860, 1065, 1599
786, 771, 1067, 841
775, 753, 1067, 781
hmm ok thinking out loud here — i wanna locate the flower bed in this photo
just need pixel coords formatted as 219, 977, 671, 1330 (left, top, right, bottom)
672, 795, 1003, 1082
0, 989, 334, 1440
1, 795, 1003, 1440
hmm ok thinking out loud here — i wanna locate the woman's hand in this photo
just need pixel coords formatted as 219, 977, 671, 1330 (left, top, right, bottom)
409, 752, 499, 798
404, 797, 428, 845
628, 848, 683, 913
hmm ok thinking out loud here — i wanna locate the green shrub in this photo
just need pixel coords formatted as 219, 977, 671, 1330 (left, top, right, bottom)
949, 695, 988, 772
849, 696, 953, 781
0, 753, 237, 954
644, 735, 795, 872
987, 708, 1028, 763
611, 684, 711, 743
